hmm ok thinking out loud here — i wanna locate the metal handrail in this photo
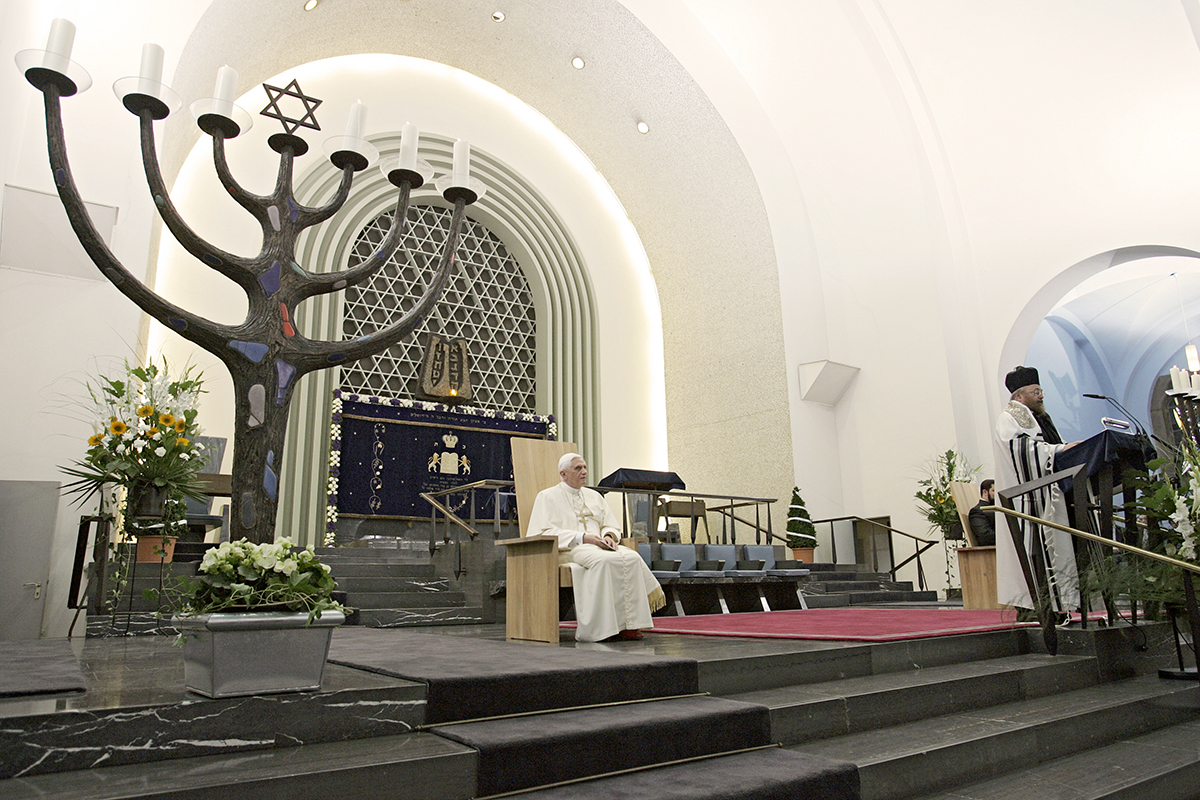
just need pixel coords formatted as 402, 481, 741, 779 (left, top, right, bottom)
992, 464, 1200, 665
985, 504, 1200, 576
592, 485, 777, 544
809, 515, 936, 591
420, 479, 517, 577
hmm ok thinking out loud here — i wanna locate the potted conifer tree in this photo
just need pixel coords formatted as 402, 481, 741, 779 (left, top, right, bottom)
786, 486, 818, 562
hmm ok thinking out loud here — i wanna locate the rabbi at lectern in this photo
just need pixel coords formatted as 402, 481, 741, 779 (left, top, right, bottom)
526, 453, 665, 642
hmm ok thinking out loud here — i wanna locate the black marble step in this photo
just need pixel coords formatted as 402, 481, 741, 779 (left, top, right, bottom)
333, 575, 452, 593
314, 547, 430, 564
347, 591, 467, 609
728, 652, 1099, 746
807, 581, 913, 593
846, 590, 939, 604
697, 629, 1034, 695
0, 732, 474, 800
0, 636, 426, 781
429, 696, 773, 796
325, 562, 438, 578
355, 606, 486, 627
914, 716, 1200, 800
508, 747, 858, 800
789, 675, 1200, 800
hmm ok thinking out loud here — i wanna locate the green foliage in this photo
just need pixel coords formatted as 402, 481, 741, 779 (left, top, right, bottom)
1082, 448, 1200, 614
786, 486, 817, 548
145, 538, 346, 624
915, 449, 979, 536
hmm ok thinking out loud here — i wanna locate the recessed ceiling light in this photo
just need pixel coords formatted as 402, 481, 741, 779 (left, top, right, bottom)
571, 57, 585, 70
303, 0, 318, 10
636, 121, 650, 134
492, 11, 505, 22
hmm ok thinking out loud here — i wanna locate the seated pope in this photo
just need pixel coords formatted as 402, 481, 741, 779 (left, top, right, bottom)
526, 453, 666, 642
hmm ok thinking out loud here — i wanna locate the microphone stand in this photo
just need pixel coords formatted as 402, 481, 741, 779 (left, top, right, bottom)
1082, 393, 1171, 460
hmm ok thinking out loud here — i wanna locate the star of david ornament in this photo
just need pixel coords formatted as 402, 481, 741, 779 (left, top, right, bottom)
260, 78, 321, 134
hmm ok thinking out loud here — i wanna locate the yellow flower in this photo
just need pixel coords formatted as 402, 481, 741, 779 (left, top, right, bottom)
136, 405, 154, 418
158, 413, 176, 428
109, 418, 128, 436
174, 419, 188, 433
88, 433, 105, 446
176, 437, 190, 448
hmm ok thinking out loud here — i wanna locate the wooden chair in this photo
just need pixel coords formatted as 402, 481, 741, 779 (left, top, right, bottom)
949, 480, 1002, 609
495, 439, 579, 643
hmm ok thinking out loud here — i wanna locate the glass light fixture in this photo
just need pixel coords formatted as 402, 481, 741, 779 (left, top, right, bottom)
636, 121, 649, 134
572, 57, 585, 69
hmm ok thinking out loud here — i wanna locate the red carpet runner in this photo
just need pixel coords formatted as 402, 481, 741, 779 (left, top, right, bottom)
630, 608, 1037, 642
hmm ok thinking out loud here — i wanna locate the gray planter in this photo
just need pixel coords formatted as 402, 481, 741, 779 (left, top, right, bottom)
176, 610, 345, 698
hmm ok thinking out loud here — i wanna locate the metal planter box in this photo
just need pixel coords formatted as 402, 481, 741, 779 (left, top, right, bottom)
177, 611, 345, 698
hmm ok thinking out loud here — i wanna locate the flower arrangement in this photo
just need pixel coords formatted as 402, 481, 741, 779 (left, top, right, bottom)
785, 486, 818, 549
148, 538, 343, 622
61, 360, 207, 517
914, 449, 979, 537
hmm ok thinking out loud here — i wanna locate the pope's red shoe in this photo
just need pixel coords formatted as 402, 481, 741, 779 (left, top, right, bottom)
618, 629, 644, 640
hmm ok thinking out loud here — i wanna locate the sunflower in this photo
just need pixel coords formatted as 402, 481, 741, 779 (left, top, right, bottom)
174, 418, 188, 433
109, 418, 128, 436
88, 433, 105, 447
136, 405, 154, 418
176, 437, 190, 448
158, 412, 176, 428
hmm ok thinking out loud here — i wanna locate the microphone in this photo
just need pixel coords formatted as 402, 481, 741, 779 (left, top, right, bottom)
1083, 393, 1165, 457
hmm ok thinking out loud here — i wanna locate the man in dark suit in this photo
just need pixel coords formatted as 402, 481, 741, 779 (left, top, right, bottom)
968, 479, 996, 546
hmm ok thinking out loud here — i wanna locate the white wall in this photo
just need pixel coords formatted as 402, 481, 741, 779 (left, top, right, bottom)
0, 2, 209, 636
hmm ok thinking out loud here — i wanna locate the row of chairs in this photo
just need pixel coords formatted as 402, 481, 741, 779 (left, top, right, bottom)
635, 542, 810, 613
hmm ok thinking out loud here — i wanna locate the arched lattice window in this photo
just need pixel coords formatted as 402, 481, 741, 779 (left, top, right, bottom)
339, 204, 537, 413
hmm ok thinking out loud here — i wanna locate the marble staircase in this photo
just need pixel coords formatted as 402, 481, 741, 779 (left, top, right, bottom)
6, 622, 1199, 799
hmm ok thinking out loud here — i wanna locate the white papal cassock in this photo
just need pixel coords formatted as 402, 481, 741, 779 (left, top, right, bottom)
527, 481, 666, 642
995, 400, 1080, 612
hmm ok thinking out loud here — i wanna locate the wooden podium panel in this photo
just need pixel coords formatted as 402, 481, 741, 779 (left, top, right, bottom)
957, 546, 1001, 609
496, 535, 561, 643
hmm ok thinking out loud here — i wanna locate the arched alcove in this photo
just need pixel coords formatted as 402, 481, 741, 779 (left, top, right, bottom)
999, 247, 1200, 444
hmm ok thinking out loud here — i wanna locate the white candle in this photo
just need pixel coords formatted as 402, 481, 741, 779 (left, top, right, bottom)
213, 65, 237, 118
452, 139, 471, 187
399, 123, 418, 171
43, 18, 75, 74
138, 43, 164, 96
1171, 366, 1183, 391
1191, 371, 1200, 392
344, 102, 366, 140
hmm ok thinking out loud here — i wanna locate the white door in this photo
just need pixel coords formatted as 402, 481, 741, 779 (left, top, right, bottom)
0, 481, 59, 640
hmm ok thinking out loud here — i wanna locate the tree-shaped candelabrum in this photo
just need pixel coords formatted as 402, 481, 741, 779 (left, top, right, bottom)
20, 20, 484, 543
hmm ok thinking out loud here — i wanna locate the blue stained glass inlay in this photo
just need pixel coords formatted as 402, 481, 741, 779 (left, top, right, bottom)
229, 340, 270, 363
259, 261, 282, 296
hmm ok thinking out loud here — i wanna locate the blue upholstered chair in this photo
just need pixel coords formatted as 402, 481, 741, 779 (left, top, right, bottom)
705, 544, 767, 577
742, 545, 811, 578
742, 545, 809, 610
660, 543, 726, 578
637, 543, 683, 581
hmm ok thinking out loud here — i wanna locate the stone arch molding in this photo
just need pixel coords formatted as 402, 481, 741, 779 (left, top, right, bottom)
276, 130, 604, 543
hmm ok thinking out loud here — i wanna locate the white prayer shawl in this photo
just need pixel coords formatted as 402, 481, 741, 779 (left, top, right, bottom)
994, 400, 1080, 611
526, 482, 666, 642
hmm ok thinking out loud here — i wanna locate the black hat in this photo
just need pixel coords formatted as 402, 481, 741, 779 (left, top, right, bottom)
1005, 366, 1039, 394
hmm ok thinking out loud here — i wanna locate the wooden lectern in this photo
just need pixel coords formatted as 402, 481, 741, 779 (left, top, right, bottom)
495, 439, 578, 643
949, 481, 1002, 610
